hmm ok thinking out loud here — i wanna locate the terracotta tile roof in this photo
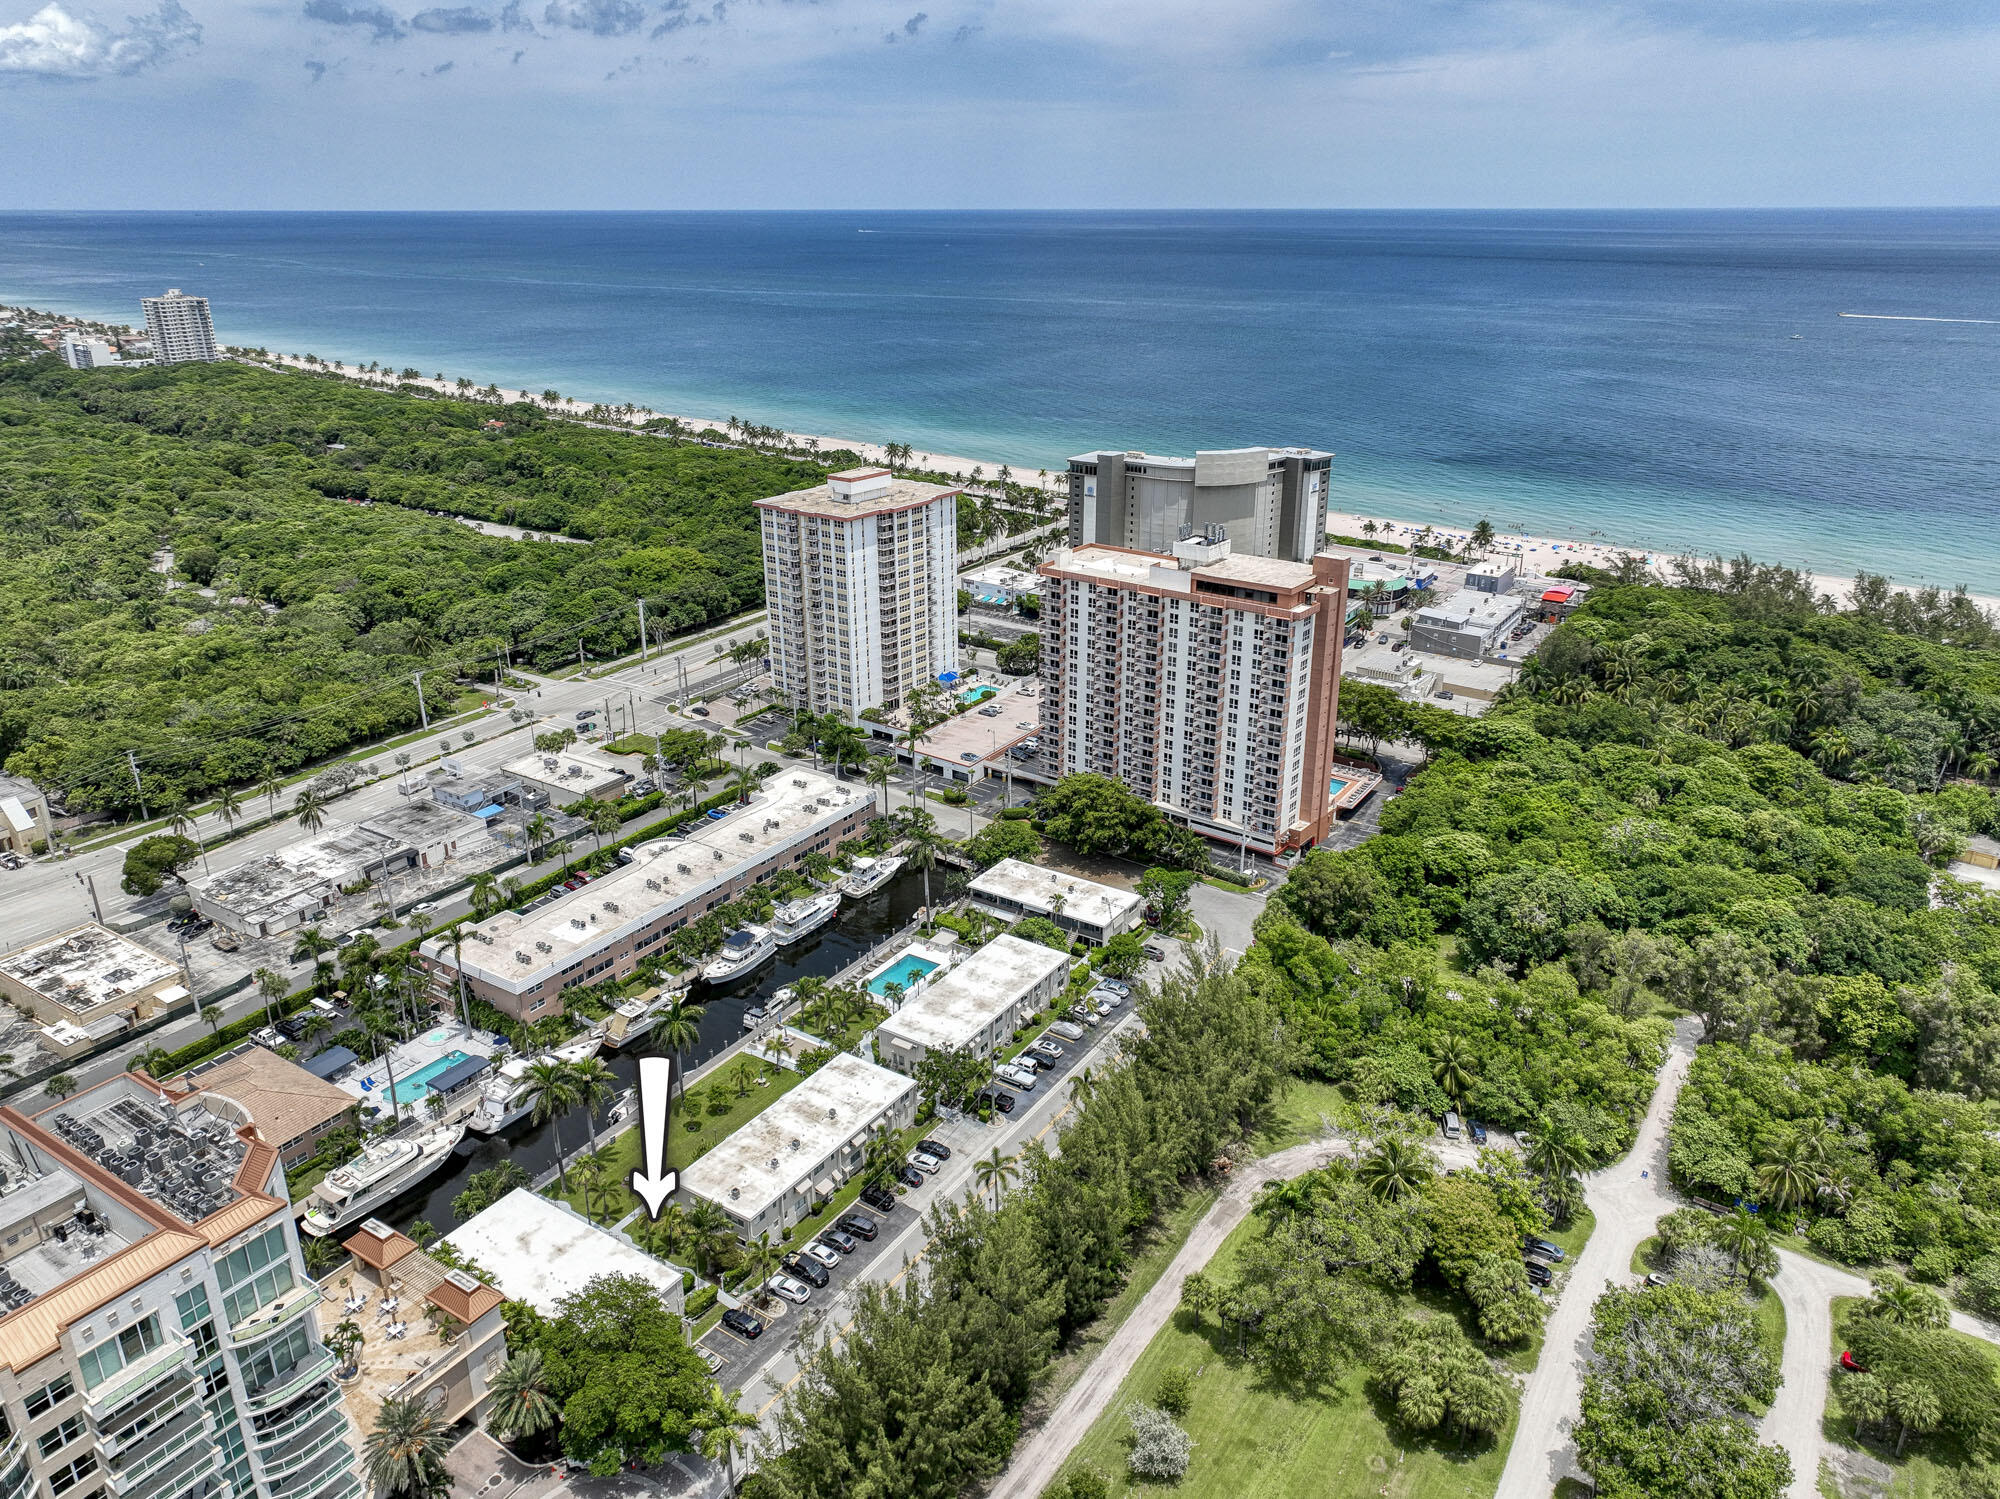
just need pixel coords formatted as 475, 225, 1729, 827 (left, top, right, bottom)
0, 1229, 206, 1373
172, 1046, 356, 1152
343, 1221, 419, 1272
424, 1273, 504, 1326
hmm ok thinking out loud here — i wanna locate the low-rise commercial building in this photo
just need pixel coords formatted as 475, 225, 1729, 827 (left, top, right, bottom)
963, 564, 1039, 608
356, 800, 487, 869
444, 1188, 686, 1317
421, 770, 872, 1022
876, 934, 1070, 1073
966, 859, 1144, 947
0, 774, 50, 857
498, 747, 630, 807
189, 821, 415, 938
0, 924, 188, 1060
1464, 561, 1518, 594
170, 1044, 358, 1167
1408, 591, 1525, 660
680, 1052, 918, 1241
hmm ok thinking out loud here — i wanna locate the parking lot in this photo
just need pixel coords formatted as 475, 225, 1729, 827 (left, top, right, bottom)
694, 950, 1167, 1389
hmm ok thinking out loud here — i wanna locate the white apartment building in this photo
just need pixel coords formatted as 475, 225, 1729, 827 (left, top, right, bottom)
139, 293, 217, 366
1067, 447, 1334, 565
757, 468, 960, 720
0, 1074, 362, 1499
875, 933, 1070, 1073
57, 337, 118, 371
1037, 533, 1351, 858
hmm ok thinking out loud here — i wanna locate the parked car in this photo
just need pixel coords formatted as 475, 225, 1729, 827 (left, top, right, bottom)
1524, 1238, 1566, 1262
1027, 1040, 1065, 1062
915, 1139, 952, 1160
838, 1213, 879, 1240
1089, 987, 1124, 1009
1097, 978, 1131, 996
1469, 1119, 1489, 1145
818, 1229, 858, 1255
1143, 944, 1166, 962
1442, 1111, 1464, 1139
1524, 1260, 1554, 1286
1644, 1271, 1670, 1287
575, 709, 596, 720
802, 1242, 842, 1271
409, 899, 440, 915
212, 932, 240, 952
895, 1164, 926, 1188
1048, 1021, 1086, 1042
858, 1184, 897, 1215
277, 1017, 308, 1043
251, 1027, 285, 1049
692, 706, 711, 717
1064, 1006, 1100, 1028
908, 1151, 943, 1174
976, 1088, 1016, 1115
978, 706, 1001, 717
782, 1253, 828, 1289
721, 1308, 764, 1339
995, 1066, 1037, 1091
767, 1274, 811, 1304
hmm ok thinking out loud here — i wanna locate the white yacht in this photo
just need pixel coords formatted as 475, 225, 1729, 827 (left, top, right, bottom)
467, 1033, 603, 1134
742, 984, 797, 1032
302, 1121, 465, 1237
842, 854, 904, 897
702, 925, 776, 983
600, 987, 684, 1050
771, 889, 841, 945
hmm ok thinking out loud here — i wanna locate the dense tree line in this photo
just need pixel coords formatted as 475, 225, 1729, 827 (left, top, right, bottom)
0, 356, 823, 814
744, 949, 1287, 1498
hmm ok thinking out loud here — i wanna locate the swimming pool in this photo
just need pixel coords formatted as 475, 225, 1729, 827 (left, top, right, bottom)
1329, 775, 1350, 798
385, 1049, 477, 1106
958, 686, 996, 705
866, 954, 939, 998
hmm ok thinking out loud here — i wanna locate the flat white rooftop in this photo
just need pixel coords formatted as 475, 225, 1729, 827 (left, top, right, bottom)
359, 799, 489, 846
968, 859, 1143, 934
680, 1052, 914, 1226
756, 474, 959, 522
425, 769, 867, 994
190, 821, 406, 925
499, 746, 627, 791
444, 1188, 684, 1315
878, 934, 1069, 1054
1414, 590, 1524, 629
0, 925, 178, 1015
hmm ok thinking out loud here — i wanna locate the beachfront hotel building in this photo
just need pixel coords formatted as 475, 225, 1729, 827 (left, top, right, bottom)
139, 292, 217, 365
680, 1053, 918, 1242
418, 769, 871, 1022
0, 1072, 363, 1499
757, 468, 961, 721
1036, 533, 1350, 859
1066, 447, 1334, 566
875, 934, 1071, 1074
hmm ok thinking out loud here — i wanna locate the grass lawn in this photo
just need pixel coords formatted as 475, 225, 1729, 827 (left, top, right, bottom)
553, 1065, 804, 1223
1058, 1218, 1510, 1499
795, 1002, 890, 1054
1253, 1078, 1357, 1154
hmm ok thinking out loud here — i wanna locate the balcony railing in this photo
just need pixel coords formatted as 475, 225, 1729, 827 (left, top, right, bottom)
244, 1350, 337, 1412
227, 1287, 322, 1349
85, 1341, 195, 1420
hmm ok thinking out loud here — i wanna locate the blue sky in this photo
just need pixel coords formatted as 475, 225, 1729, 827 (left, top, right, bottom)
3, 0, 1998, 207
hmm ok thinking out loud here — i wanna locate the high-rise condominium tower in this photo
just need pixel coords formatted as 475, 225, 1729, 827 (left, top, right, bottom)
1037, 531, 1350, 858
140, 292, 217, 365
757, 467, 961, 720
0, 1073, 362, 1499
1066, 446, 1334, 564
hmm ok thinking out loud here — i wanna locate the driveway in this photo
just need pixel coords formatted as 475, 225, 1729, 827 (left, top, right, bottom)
1492, 1017, 1700, 1499
1186, 881, 1265, 960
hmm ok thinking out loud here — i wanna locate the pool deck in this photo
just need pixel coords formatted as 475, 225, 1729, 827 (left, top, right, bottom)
334, 1022, 505, 1117
860, 940, 960, 1006
1329, 765, 1385, 816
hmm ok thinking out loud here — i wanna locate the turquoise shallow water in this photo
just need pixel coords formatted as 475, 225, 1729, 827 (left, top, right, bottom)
3, 209, 1996, 591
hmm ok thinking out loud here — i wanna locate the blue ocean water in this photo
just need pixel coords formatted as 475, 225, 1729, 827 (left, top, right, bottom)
2, 209, 1996, 590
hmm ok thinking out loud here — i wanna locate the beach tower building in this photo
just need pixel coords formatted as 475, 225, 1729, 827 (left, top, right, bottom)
757, 467, 961, 721
1036, 531, 1350, 859
1066, 447, 1334, 565
140, 291, 217, 365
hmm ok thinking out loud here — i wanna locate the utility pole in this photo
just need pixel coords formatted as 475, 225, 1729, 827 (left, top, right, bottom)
637, 598, 648, 662
412, 670, 429, 729
75, 871, 103, 923
578, 639, 586, 668
125, 750, 149, 820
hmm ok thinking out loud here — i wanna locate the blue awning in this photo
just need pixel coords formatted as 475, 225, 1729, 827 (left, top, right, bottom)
424, 1055, 490, 1095
472, 803, 504, 820
302, 1045, 358, 1079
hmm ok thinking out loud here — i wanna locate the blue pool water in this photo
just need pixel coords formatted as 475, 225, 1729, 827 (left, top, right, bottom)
1329, 776, 1350, 798
959, 687, 996, 705
867, 955, 939, 998
384, 1049, 475, 1106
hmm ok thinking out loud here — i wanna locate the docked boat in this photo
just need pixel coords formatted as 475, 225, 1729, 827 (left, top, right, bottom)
600, 986, 683, 1051
702, 925, 776, 983
302, 1121, 465, 1237
467, 1033, 603, 1133
842, 855, 904, 897
742, 985, 796, 1032
771, 889, 841, 945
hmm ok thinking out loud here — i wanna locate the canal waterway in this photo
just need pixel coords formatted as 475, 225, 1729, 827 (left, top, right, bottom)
382, 866, 930, 1238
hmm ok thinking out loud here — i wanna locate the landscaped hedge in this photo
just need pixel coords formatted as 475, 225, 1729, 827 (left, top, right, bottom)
686, 1285, 718, 1319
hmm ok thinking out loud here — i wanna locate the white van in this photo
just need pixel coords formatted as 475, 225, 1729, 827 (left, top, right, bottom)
1442, 1111, 1464, 1139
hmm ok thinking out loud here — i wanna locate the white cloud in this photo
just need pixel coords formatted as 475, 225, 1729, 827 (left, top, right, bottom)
0, 0, 199, 74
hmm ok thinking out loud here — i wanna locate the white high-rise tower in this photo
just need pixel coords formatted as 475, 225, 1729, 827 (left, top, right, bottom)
140, 291, 218, 365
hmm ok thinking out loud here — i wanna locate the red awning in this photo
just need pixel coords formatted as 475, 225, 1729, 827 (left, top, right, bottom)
1541, 588, 1575, 603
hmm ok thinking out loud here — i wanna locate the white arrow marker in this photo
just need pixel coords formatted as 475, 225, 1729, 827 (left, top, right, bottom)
629, 1054, 677, 1219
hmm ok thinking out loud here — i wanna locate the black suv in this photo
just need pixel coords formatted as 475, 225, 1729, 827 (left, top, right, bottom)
837, 1212, 879, 1241
721, 1308, 764, 1339
859, 1184, 897, 1215
782, 1253, 829, 1289
915, 1139, 952, 1160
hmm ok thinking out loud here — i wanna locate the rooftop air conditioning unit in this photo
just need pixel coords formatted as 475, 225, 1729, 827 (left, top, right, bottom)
739, 832, 753, 843
570, 918, 587, 930
515, 951, 533, 964
729, 1187, 739, 1200
535, 941, 551, 953
712, 850, 723, 861
603, 901, 619, 913
677, 864, 691, 875
792, 778, 807, 789
645, 879, 661, 891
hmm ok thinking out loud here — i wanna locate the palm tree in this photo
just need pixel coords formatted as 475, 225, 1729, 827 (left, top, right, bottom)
1865, 1273, 1948, 1329
252, 966, 288, 1027
291, 925, 336, 991
865, 756, 894, 817
655, 997, 706, 1104
486, 1349, 559, 1443
729, 1056, 760, 1097
258, 760, 285, 818
587, 800, 622, 855
1357, 1137, 1431, 1202
1714, 1208, 1772, 1281
293, 787, 327, 835
903, 821, 940, 921
522, 1060, 581, 1195
695, 1389, 760, 1495
683, 1201, 733, 1280
974, 1147, 1019, 1210
727, 766, 758, 805
200, 1004, 224, 1034
1431, 1035, 1478, 1111
740, 1234, 781, 1305
214, 784, 242, 838
1067, 1066, 1098, 1104
570, 1150, 606, 1221
131, 1044, 175, 1079
569, 1057, 618, 1150
1756, 1135, 1824, 1214
523, 812, 553, 862
1525, 1123, 1591, 1183
467, 871, 500, 918
326, 1319, 365, 1375
364, 1396, 454, 1499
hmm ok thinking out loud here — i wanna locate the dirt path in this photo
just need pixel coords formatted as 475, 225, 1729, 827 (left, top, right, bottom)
1492, 1017, 1701, 1499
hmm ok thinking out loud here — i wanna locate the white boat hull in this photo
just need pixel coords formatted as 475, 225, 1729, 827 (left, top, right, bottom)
703, 927, 776, 983
302, 1123, 466, 1237
842, 856, 904, 897
772, 891, 842, 946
